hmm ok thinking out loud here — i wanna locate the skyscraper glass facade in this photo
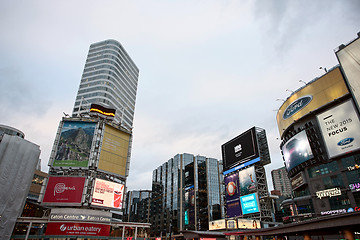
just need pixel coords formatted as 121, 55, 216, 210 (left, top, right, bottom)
150, 153, 224, 237
72, 39, 139, 129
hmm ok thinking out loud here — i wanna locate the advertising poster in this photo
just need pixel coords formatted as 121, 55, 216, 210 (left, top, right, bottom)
239, 166, 257, 196
53, 121, 96, 168
237, 219, 261, 229
91, 179, 125, 210
98, 125, 130, 176
222, 127, 259, 172
282, 131, 314, 172
45, 222, 110, 236
42, 177, 85, 204
317, 100, 360, 158
208, 219, 226, 230
224, 172, 242, 217
240, 193, 260, 215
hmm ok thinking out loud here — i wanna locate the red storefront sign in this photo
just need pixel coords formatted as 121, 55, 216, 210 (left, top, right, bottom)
43, 176, 86, 203
45, 222, 110, 236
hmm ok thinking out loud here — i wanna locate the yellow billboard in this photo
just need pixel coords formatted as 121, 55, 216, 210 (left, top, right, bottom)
276, 67, 349, 138
98, 125, 130, 176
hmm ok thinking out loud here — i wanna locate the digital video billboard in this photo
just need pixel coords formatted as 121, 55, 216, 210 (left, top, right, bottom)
98, 124, 130, 176
222, 127, 259, 172
42, 176, 86, 205
317, 100, 360, 158
239, 166, 257, 196
52, 121, 96, 168
91, 178, 125, 210
240, 193, 260, 215
224, 172, 241, 218
282, 131, 314, 172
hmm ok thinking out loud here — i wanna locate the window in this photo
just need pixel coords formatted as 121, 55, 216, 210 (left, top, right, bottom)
308, 161, 338, 178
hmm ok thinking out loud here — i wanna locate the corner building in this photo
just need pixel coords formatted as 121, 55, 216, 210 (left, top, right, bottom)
72, 39, 139, 129
276, 65, 360, 222
150, 153, 224, 237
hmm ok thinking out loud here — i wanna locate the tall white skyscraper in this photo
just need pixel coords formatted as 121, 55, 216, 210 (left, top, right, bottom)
72, 39, 139, 129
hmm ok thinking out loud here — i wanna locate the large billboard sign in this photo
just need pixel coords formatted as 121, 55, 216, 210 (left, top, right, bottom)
208, 219, 226, 230
317, 100, 360, 158
52, 121, 96, 168
282, 131, 314, 172
238, 166, 257, 196
90, 103, 116, 119
237, 219, 261, 229
240, 193, 260, 215
277, 67, 349, 138
224, 172, 242, 218
42, 177, 86, 205
98, 124, 130, 176
336, 37, 360, 112
222, 127, 259, 172
45, 222, 110, 237
91, 178, 125, 210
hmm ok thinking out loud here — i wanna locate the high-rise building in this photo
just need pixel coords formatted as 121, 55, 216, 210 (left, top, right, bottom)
150, 153, 224, 237
271, 167, 292, 197
72, 39, 139, 129
124, 190, 151, 223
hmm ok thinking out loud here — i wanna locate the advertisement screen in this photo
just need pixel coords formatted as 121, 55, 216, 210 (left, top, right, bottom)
91, 179, 125, 210
222, 127, 259, 171
208, 219, 226, 230
239, 166, 257, 196
240, 193, 260, 215
317, 100, 360, 158
45, 222, 110, 236
276, 67, 348, 138
98, 125, 130, 176
224, 173, 242, 218
282, 131, 314, 172
42, 177, 85, 204
237, 219, 261, 229
53, 121, 96, 168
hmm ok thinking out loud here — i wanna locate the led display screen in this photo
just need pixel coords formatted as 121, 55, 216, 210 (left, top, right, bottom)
238, 166, 257, 196
222, 127, 259, 172
91, 179, 125, 210
52, 121, 96, 168
42, 177, 86, 204
240, 193, 260, 215
224, 172, 241, 218
282, 131, 314, 172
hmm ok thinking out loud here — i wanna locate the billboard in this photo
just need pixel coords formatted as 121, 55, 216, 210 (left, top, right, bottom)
238, 166, 257, 196
208, 219, 226, 230
282, 131, 314, 172
277, 67, 349, 137
52, 121, 96, 168
98, 124, 130, 176
237, 219, 261, 229
224, 172, 242, 218
222, 127, 259, 172
317, 100, 360, 158
90, 103, 116, 119
45, 222, 110, 237
240, 193, 260, 215
336, 37, 360, 112
91, 178, 125, 210
42, 176, 86, 205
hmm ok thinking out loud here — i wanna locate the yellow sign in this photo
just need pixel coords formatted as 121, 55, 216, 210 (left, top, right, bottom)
98, 125, 130, 176
276, 67, 349, 138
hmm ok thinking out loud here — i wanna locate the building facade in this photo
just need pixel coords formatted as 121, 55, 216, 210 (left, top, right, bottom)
276, 64, 360, 223
124, 190, 151, 223
150, 153, 224, 237
72, 39, 139, 130
271, 167, 292, 197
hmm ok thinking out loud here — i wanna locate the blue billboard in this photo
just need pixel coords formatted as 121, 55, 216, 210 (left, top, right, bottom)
240, 193, 260, 215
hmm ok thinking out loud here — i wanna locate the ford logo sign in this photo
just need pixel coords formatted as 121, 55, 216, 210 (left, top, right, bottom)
337, 138, 354, 146
283, 95, 312, 120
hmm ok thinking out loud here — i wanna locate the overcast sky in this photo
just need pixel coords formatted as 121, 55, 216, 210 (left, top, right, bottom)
0, 0, 359, 191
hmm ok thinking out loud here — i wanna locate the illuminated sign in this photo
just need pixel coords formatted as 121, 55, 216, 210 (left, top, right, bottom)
349, 183, 360, 192
316, 187, 341, 199
226, 220, 237, 229
347, 164, 360, 171
283, 95, 312, 120
317, 100, 360, 158
45, 222, 110, 236
208, 219, 226, 230
49, 208, 111, 222
237, 219, 261, 229
321, 206, 360, 216
238, 166, 257, 196
224, 173, 241, 218
91, 179, 125, 210
240, 193, 260, 215
223, 157, 260, 175
90, 103, 116, 118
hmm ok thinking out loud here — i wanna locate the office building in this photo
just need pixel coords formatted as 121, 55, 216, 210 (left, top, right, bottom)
271, 167, 292, 197
150, 153, 224, 237
124, 190, 151, 223
72, 39, 139, 129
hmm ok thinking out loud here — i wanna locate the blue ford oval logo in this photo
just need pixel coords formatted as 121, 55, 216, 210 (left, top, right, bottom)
337, 138, 354, 146
283, 95, 312, 120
